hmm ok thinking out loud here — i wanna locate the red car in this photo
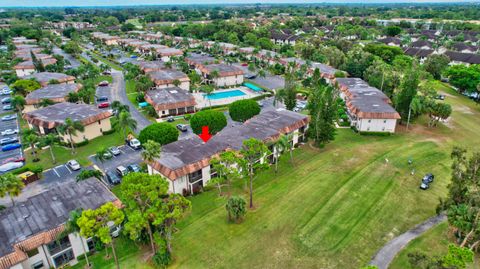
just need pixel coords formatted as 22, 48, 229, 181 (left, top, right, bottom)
1, 157, 25, 164
98, 102, 110, 108
241, 63, 248, 66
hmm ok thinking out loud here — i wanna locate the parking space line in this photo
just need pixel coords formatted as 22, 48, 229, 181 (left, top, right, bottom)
65, 165, 72, 174
52, 168, 60, 177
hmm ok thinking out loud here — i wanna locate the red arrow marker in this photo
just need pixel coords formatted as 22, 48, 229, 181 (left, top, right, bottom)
198, 126, 212, 143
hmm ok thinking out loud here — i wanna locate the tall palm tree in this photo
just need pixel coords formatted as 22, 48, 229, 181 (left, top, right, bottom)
278, 133, 294, 164
22, 128, 39, 161
200, 85, 214, 108
111, 101, 129, 117
209, 70, 220, 86
57, 118, 85, 154
114, 111, 137, 141
141, 140, 161, 173
42, 133, 59, 164
59, 209, 92, 268
0, 173, 25, 206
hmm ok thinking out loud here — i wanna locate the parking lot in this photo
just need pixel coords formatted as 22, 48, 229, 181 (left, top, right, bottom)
0, 113, 23, 165
89, 144, 143, 185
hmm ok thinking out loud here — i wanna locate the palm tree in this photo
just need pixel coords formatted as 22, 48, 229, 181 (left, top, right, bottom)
67, 92, 80, 103
113, 111, 137, 141
111, 101, 129, 117
57, 118, 85, 154
258, 69, 266, 78
200, 85, 215, 108
273, 88, 285, 108
11, 95, 25, 119
209, 70, 220, 86
141, 140, 161, 173
39, 98, 55, 108
278, 133, 294, 164
42, 133, 59, 164
0, 173, 25, 206
59, 209, 92, 268
22, 128, 39, 161
95, 148, 109, 171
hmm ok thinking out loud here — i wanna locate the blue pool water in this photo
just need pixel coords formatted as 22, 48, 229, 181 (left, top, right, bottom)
244, 82, 263, 92
205, 90, 246, 100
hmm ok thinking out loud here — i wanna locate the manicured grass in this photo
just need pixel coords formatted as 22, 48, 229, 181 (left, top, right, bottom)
126, 18, 143, 29
125, 79, 156, 122
25, 131, 125, 169
70, 235, 154, 269
79, 83, 480, 268
390, 222, 480, 269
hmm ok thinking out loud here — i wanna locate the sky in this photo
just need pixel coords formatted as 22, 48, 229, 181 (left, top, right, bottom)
0, 0, 476, 8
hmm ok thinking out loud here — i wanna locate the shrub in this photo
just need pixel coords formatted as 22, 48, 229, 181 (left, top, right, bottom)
190, 110, 227, 135
152, 249, 172, 268
229, 99, 261, 122
138, 123, 179, 145
226, 196, 247, 223
102, 129, 116, 135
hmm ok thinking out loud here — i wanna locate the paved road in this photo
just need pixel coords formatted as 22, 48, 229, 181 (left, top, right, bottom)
110, 70, 151, 133
370, 214, 447, 269
53, 46, 81, 68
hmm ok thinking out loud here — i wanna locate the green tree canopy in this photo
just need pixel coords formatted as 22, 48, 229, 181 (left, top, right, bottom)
138, 123, 179, 145
190, 110, 227, 135
229, 99, 261, 122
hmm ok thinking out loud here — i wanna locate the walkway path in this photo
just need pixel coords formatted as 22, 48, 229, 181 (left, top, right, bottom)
370, 214, 447, 269
110, 70, 151, 133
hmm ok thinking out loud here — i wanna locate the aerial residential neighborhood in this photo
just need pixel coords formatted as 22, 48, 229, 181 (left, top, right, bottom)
0, 1, 479, 269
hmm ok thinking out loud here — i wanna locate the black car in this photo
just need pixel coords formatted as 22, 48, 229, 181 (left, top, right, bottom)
420, 173, 434, 190
96, 96, 109, 102
105, 170, 121, 185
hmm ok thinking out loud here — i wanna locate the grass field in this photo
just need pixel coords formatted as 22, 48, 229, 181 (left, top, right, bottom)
24, 131, 125, 169
78, 81, 480, 268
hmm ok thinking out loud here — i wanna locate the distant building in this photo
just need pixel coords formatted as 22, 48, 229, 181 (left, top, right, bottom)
14, 58, 58, 77
24, 102, 112, 144
0, 178, 120, 269
378, 37, 402, 47
199, 64, 244, 87
24, 83, 82, 112
147, 69, 190, 91
24, 72, 76, 87
335, 78, 401, 133
144, 87, 196, 117
444, 51, 480, 65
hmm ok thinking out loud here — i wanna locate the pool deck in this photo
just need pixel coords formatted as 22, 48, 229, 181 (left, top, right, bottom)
193, 86, 261, 108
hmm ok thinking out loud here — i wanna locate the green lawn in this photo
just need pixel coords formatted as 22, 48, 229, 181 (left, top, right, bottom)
88, 51, 123, 71
125, 79, 156, 122
390, 222, 480, 269
25, 131, 125, 169
126, 18, 143, 29
70, 236, 154, 269
76, 82, 480, 268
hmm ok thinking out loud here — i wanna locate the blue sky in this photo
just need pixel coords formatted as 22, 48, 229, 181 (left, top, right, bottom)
0, 0, 475, 7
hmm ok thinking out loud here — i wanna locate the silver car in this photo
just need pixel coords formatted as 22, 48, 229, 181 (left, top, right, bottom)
67, 160, 81, 171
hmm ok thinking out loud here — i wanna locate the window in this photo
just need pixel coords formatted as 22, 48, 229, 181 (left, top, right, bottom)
31, 261, 44, 269
98, 120, 101, 124
52, 249, 74, 268
26, 248, 39, 257
188, 170, 202, 183
368, 120, 371, 123
383, 120, 387, 123
47, 236, 71, 256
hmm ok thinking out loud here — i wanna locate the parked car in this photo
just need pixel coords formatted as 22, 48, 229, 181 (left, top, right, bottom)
128, 138, 141, 150
167, 116, 175, 122
176, 124, 188, 132
0, 137, 18, 145
0, 88, 12, 95
102, 71, 111, 75
96, 96, 109, 102
1, 115, 16, 121
1, 143, 21, 151
127, 164, 141, 173
98, 102, 110, 108
116, 165, 129, 177
98, 81, 109, 87
109, 146, 121, 156
245, 74, 257, 79
105, 170, 121, 185
103, 151, 113, 159
108, 221, 121, 237
0, 161, 23, 172
1, 129, 18, 135
1, 97, 11, 104
67, 160, 81, 171
435, 94, 446, 100
1, 156, 25, 164
420, 173, 434, 190
3, 105, 12, 110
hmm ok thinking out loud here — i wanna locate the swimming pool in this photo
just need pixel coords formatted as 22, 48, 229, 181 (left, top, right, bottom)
205, 89, 246, 100
243, 82, 263, 92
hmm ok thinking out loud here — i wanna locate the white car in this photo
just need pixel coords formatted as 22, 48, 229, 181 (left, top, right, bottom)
0, 162, 23, 173
128, 138, 141, 150
67, 160, 81, 171
1, 129, 18, 136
